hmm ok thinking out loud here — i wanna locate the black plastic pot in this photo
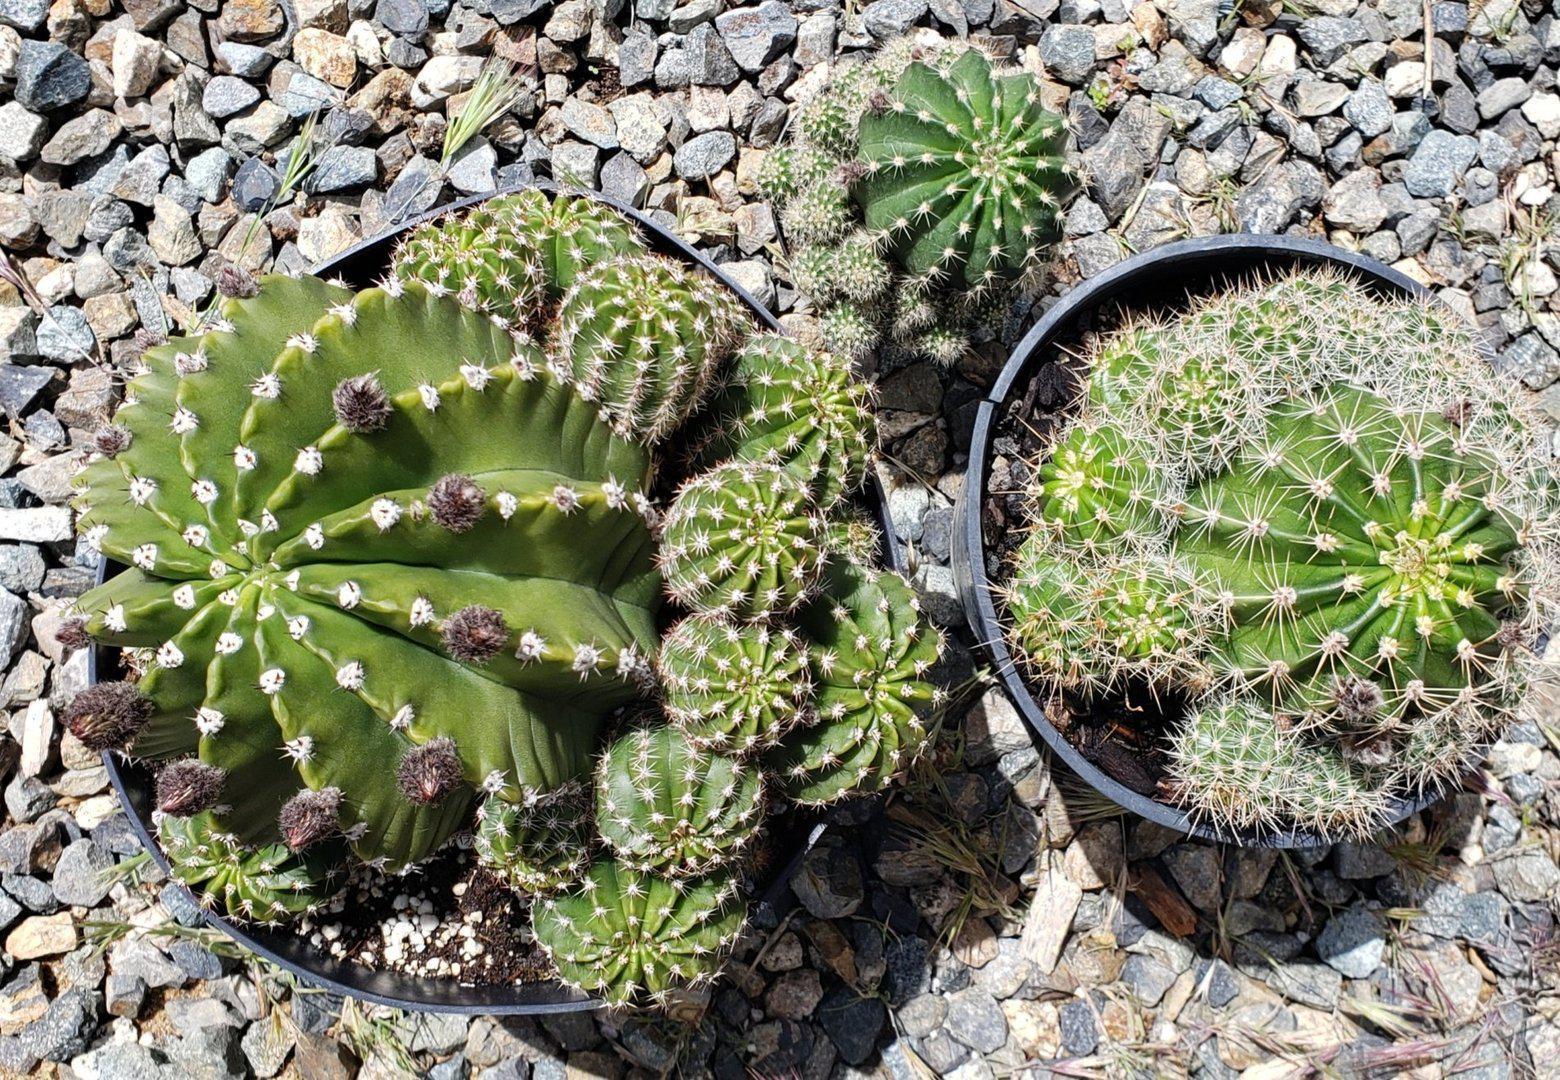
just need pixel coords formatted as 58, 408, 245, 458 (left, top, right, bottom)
955, 233, 1469, 848
93, 180, 904, 1013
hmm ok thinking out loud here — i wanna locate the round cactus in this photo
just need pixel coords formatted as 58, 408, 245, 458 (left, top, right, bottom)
768, 563, 945, 804
1031, 419, 1173, 554
659, 461, 826, 620
392, 189, 637, 331
781, 182, 851, 247
550, 252, 749, 441
855, 48, 1076, 291
755, 145, 835, 205
594, 724, 764, 874
819, 302, 879, 361
660, 616, 810, 754
531, 859, 748, 1004
71, 270, 662, 872
473, 786, 593, 895
698, 334, 876, 508
829, 231, 893, 304
820, 504, 885, 568
159, 812, 341, 924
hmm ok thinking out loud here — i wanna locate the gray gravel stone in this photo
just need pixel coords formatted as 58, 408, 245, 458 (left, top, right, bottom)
716, 1, 796, 72
14, 40, 90, 112
1403, 129, 1478, 197
863, 0, 927, 39
307, 145, 378, 192
674, 130, 736, 180
817, 986, 885, 1065
1058, 1000, 1098, 1056
202, 75, 261, 118
0, 0, 46, 32
1040, 24, 1096, 85
1344, 80, 1393, 137
1316, 907, 1385, 978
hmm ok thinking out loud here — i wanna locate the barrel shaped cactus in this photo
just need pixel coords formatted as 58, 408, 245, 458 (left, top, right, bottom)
531, 860, 747, 1004
1004, 268, 1558, 839
594, 725, 763, 874
72, 273, 665, 883
474, 785, 594, 895
659, 616, 810, 754
855, 48, 1075, 291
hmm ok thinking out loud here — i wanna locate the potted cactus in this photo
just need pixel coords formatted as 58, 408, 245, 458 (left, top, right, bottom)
72, 185, 947, 1011
957, 235, 1558, 846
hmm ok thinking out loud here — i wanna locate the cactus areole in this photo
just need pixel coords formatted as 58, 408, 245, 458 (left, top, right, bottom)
84, 185, 938, 1011
960, 236, 1559, 847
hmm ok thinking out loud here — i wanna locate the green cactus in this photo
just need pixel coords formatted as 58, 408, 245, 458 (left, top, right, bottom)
594, 725, 763, 874
1005, 268, 1558, 839
71, 272, 664, 872
158, 811, 342, 924
659, 616, 810, 754
855, 48, 1075, 291
659, 461, 825, 620
697, 334, 875, 508
781, 182, 852, 247
531, 859, 747, 1004
550, 252, 749, 441
755, 145, 835, 205
473, 785, 593, 895
819, 302, 879, 361
391, 190, 638, 333
768, 563, 945, 804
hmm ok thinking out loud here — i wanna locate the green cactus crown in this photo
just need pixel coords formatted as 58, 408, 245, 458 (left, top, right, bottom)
70, 191, 944, 1004
1003, 268, 1559, 839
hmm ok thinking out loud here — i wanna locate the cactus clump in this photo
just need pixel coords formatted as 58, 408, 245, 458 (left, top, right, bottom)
159, 812, 341, 924
660, 616, 810, 754
595, 725, 763, 874
531, 860, 747, 1005
856, 48, 1076, 292
1003, 268, 1559, 839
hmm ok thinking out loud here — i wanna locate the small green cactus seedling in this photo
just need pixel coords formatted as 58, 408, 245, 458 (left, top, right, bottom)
818, 302, 880, 362
659, 461, 826, 620
769, 563, 946, 804
697, 334, 876, 508
659, 616, 810, 755
474, 784, 594, 895
594, 725, 763, 874
550, 252, 749, 441
392, 189, 637, 331
531, 859, 747, 1004
1005, 267, 1559, 839
159, 811, 341, 924
855, 48, 1075, 292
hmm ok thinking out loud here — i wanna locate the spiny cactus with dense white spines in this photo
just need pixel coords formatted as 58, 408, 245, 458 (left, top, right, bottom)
72, 273, 664, 880
659, 461, 826, 620
159, 811, 342, 925
531, 859, 747, 1005
762, 36, 1075, 367
768, 562, 948, 804
594, 725, 763, 874
1004, 267, 1560, 839
697, 334, 876, 509
392, 189, 638, 333
659, 616, 810, 755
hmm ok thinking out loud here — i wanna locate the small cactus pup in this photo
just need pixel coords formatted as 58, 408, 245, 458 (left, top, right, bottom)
855, 47, 1076, 292
71, 272, 663, 879
768, 562, 947, 805
594, 724, 764, 874
696, 333, 877, 509
660, 616, 811, 755
659, 461, 827, 620
391, 189, 638, 331
1001, 266, 1560, 840
158, 812, 343, 924
531, 859, 748, 1005
473, 783, 594, 895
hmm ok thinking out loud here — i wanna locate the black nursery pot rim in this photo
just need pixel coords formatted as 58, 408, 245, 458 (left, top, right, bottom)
93, 179, 905, 1014
957, 233, 1469, 850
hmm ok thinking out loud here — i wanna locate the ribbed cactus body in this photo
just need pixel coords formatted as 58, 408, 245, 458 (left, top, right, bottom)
550, 253, 748, 441
531, 859, 747, 1004
474, 787, 593, 895
659, 461, 825, 619
159, 812, 340, 924
699, 334, 875, 508
392, 190, 637, 331
855, 49, 1074, 290
660, 616, 809, 754
769, 564, 944, 804
1033, 420, 1169, 553
74, 274, 662, 872
594, 725, 762, 874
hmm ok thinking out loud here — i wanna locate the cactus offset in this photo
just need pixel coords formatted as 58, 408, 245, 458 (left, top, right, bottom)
768, 563, 946, 804
660, 616, 810, 755
1030, 418, 1175, 554
159, 811, 341, 924
531, 859, 747, 1004
594, 725, 763, 874
855, 48, 1075, 291
72, 266, 665, 872
474, 785, 594, 895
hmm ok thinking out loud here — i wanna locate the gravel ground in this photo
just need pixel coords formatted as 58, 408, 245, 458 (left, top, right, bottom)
1, 0, 1559, 1076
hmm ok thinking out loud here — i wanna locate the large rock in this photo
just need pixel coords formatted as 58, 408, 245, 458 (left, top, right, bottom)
715, 1, 797, 72
14, 41, 90, 112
